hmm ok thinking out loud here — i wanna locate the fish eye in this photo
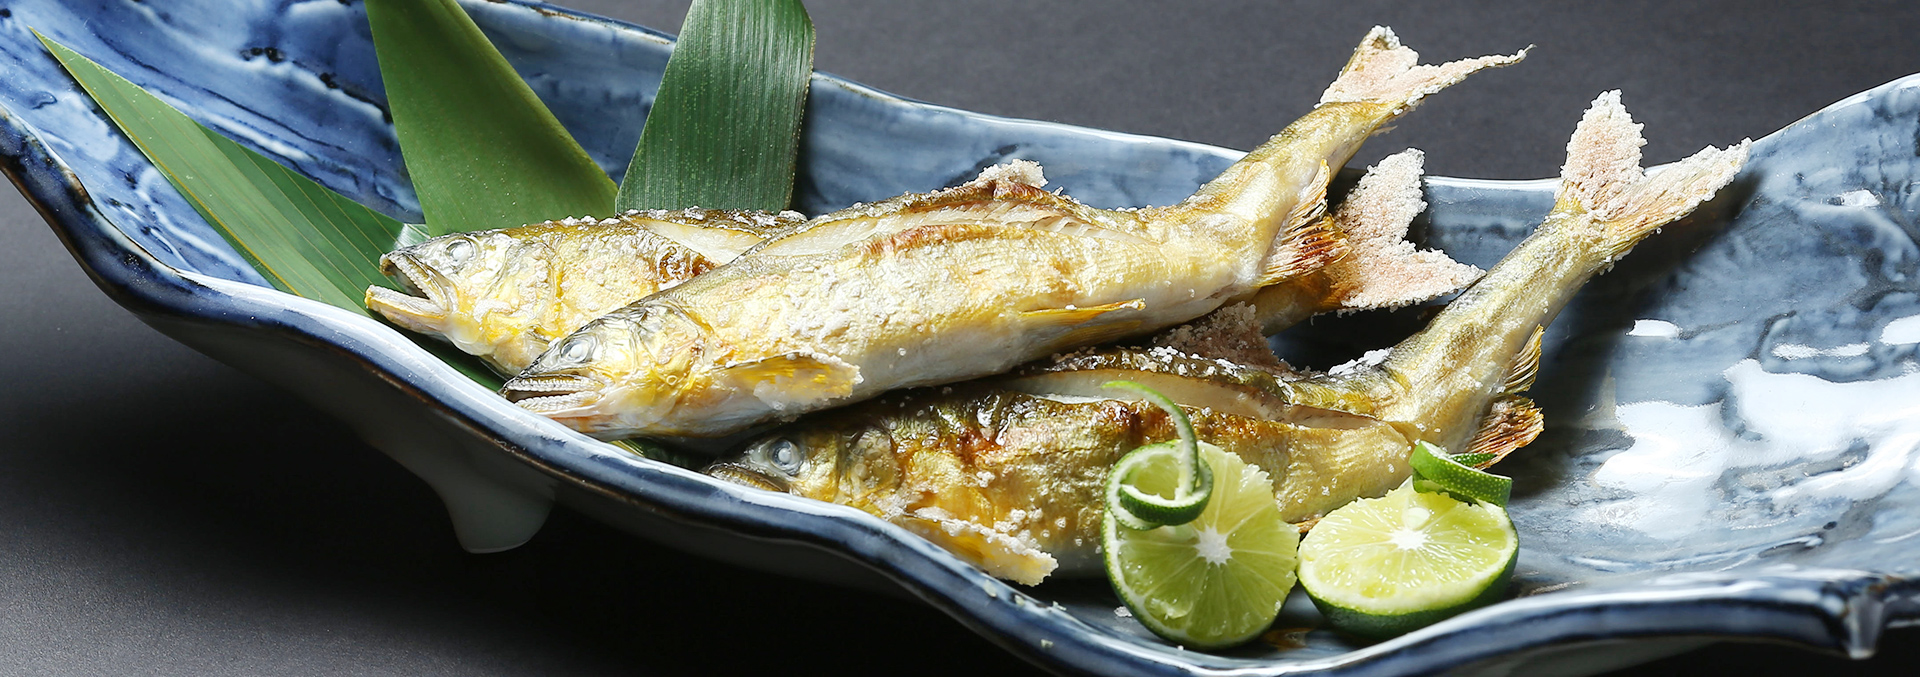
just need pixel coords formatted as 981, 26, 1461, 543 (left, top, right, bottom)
444, 237, 476, 266
559, 334, 598, 363
764, 438, 802, 475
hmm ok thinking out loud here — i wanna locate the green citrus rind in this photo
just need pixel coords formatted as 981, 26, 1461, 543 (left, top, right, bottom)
1109, 441, 1217, 528
1408, 440, 1512, 506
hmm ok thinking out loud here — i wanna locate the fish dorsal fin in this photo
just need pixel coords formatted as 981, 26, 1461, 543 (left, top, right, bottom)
1463, 395, 1544, 467
751, 167, 1145, 258
1500, 325, 1544, 395
1255, 162, 1347, 287
723, 351, 862, 412
623, 209, 803, 264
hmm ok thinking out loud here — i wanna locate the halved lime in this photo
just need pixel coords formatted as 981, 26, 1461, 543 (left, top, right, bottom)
1104, 443, 1300, 648
1296, 481, 1518, 639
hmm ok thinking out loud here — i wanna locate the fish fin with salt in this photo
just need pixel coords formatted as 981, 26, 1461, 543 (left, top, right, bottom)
1319, 26, 1529, 117
1463, 395, 1544, 469
896, 511, 1058, 586
1557, 91, 1751, 262
724, 351, 862, 410
1500, 325, 1544, 395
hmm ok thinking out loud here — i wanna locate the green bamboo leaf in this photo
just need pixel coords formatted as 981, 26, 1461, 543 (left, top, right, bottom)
617, 0, 814, 212
39, 32, 504, 389
366, 0, 616, 235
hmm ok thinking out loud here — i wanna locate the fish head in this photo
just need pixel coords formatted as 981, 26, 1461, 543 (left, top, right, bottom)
706, 427, 857, 500
367, 232, 548, 361
501, 304, 712, 437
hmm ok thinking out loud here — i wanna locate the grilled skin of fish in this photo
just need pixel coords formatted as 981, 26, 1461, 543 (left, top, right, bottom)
502, 27, 1524, 439
707, 91, 1749, 584
365, 209, 802, 373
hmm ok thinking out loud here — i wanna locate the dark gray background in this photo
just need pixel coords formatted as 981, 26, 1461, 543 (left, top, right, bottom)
3, 0, 1918, 674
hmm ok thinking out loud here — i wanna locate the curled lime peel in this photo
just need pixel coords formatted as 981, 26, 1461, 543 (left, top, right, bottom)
1103, 380, 1214, 528
1408, 440, 1513, 507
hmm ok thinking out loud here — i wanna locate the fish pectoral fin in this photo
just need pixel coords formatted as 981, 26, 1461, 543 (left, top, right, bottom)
1500, 325, 1544, 395
897, 512, 1058, 586
1022, 299, 1146, 351
1464, 395, 1544, 468
723, 351, 862, 411
1255, 163, 1347, 287
1020, 298, 1145, 327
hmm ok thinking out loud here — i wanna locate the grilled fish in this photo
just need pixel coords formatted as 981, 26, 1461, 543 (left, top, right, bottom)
502, 27, 1525, 438
707, 92, 1749, 584
365, 209, 802, 372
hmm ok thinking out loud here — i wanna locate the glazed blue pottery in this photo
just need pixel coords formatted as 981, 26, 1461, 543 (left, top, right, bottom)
2, 1, 1917, 675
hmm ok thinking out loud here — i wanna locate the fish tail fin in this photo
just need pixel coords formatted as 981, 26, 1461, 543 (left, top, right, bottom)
1319, 26, 1527, 117
1557, 91, 1751, 262
1320, 148, 1483, 308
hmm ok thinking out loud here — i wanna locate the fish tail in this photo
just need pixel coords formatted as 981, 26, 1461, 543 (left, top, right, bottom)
1318, 26, 1527, 117
1556, 91, 1750, 263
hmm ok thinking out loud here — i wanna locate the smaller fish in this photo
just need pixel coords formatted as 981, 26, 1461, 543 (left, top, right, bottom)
365, 209, 803, 373
706, 359, 1404, 585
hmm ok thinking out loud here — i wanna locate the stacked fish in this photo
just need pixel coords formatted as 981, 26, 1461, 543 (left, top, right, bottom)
363, 27, 1746, 585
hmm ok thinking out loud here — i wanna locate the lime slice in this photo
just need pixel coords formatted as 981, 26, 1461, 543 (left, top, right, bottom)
1104, 443, 1300, 649
1297, 481, 1518, 639
1408, 441, 1512, 506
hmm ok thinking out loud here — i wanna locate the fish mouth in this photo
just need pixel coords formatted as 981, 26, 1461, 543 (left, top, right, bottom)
704, 462, 790, 492
500, 373, 608, 414
366, 252, 450, 331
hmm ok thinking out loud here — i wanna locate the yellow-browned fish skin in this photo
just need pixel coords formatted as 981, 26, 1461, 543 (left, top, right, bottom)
709, 383, 1404, 584
503, 28, 1526, 439
364, 209, 799, 373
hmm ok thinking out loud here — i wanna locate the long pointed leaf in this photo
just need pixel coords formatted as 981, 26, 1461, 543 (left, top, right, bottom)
617, 0, 814, 212
39, 33, 504, 389
366, 0, 616, 235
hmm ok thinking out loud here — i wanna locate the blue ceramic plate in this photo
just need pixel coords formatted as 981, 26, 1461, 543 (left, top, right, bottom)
2, 1, 1917, 675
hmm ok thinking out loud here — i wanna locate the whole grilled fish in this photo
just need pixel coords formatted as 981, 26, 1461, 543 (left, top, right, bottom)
502, 27, 1525, 438
707, 92, 1749, 584
365, 209, 802, 373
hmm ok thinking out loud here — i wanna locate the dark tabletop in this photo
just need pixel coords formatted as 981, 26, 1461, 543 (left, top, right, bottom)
3, 0, 1918, 674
